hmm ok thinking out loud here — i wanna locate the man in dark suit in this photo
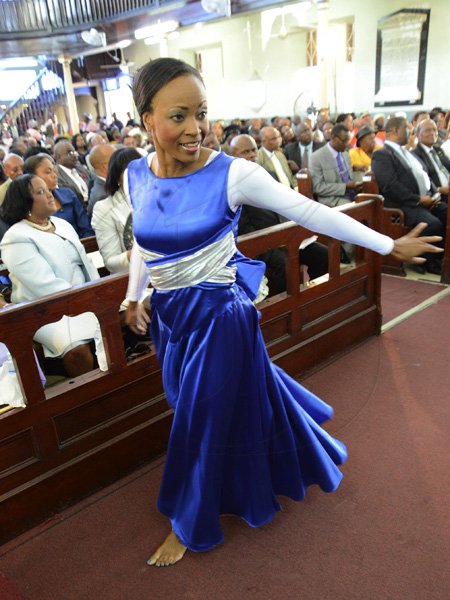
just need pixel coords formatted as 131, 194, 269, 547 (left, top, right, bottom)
231, 134, 328, 293
372, 116, 447, 274
284, 123, 324, 172
87, 144, 116, 218
412, 118, 450, 202
54, 141, 92, 207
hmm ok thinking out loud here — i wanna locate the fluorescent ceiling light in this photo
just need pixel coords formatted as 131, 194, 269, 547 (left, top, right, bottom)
117, 39, 132, 49
144, 36, 162, 46
0, 57, 39, 69
135, 20, 179, 39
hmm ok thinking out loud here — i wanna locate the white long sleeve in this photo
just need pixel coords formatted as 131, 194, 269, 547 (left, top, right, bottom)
126, 243, 149, 301
125, 154, 394, 300
227, 158, 394, 256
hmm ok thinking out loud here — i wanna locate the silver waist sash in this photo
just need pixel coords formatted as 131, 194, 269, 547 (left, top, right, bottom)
137, 231, 237, 290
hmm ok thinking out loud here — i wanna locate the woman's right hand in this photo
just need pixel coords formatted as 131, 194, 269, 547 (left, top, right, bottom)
126, 301, 150, 335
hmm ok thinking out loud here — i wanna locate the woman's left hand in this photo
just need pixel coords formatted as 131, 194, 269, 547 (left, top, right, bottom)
391, 222, 444, 264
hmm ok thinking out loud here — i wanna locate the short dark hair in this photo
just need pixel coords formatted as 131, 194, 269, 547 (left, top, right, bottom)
0, 174, 35, 225
429, 108, 444, 123
132, 58, 202, 125
23, 153, 55, 175
335, 113, 351, 124
331, 123, 350, 138
23, 146, 52, 161
385, 116, 406, 134
105, 147, 142, 196
321, 119, 335, 130
411, 111, 428, 124
71, 133, 86, 148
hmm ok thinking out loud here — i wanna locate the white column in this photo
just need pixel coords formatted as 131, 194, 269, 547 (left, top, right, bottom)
316, 0, 330, 109
159, 38, 169, 58
95, 83, 107, 120
58, 56, 79, 134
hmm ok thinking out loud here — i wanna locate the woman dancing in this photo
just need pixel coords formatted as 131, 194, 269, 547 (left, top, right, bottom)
125, 58, 442, 567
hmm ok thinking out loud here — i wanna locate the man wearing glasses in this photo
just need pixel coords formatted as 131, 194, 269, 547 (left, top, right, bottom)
310, 123, 362, 207
0, 153, 24, 206
54, 141, 91, 207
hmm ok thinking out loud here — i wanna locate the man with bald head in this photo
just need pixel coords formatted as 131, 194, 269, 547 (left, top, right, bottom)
284, 123, 325, 171
232, 134, 328, 293
54, 140, 91, 206
230, 134, 258, 161
257, 127, 297, 188
412, 118, 450, 202
0, 154, 24, 205
87, 144, 117, 218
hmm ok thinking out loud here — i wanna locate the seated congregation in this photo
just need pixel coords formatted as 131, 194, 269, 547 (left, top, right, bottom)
0, 104, 449, 394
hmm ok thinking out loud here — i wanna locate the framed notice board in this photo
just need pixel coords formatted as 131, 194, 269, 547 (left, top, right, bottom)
374, 8, 430, 107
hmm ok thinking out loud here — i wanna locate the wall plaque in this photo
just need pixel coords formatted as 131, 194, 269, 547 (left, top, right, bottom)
374, 9, 430, 106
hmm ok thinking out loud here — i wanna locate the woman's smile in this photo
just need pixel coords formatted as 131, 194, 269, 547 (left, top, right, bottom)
142, 74, 210, 176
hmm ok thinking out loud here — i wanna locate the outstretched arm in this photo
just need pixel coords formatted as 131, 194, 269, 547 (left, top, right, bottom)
228, 159, 442, 263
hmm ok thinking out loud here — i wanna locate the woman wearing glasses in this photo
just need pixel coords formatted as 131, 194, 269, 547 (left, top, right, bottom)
0, 174, 103, 377
23, 153, 93, 238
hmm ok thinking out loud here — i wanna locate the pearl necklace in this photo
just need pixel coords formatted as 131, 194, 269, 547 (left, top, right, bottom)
25, 218, 54, 231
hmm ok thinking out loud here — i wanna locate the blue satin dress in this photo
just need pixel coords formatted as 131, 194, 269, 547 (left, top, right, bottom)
128, 153, 347, 552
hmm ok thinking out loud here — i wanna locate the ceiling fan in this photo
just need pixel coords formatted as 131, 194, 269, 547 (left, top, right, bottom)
81, 28, 106, 47
293, 92, 318, 119
200, 0, 231, 17
266, 7, 313, 42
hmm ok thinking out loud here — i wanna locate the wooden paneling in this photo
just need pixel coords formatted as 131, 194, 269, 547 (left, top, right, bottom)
0, 429, 39, 477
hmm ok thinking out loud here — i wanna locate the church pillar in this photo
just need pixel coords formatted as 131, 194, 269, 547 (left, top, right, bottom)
316, 0, 330, 109
58, 56, 79, 134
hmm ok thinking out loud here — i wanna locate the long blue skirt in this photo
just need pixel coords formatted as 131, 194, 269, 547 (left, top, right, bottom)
150, 282, 347, 552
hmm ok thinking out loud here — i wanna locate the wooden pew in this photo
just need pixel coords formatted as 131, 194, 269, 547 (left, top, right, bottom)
294, 167, 408, 276
355, 192, 407, 276
0, 198, 384, 543
362, 172, 450, 282
296, 169, 313, 198
441, 190, 450, 284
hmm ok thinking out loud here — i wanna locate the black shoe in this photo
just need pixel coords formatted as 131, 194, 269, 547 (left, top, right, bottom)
426, 259, 442, 275
411, 263, 426, 275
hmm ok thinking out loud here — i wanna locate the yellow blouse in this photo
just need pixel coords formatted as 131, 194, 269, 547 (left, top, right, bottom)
349, 146, 382, 169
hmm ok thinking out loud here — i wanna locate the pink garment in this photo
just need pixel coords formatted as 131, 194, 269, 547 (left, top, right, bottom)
27, 127, 42, 142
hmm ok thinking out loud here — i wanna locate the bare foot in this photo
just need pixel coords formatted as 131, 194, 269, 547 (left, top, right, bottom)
147, 531, 187, 567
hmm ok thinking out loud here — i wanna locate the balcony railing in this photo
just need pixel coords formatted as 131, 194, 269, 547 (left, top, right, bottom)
0, 0, 171, 36
0, 64, 65, 132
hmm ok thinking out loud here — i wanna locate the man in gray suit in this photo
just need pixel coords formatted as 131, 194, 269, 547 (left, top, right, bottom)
310, 123, 362, 206
257, 127, 297, 188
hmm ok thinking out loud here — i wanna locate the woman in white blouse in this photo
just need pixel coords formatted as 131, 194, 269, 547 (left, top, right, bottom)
91, 147, 141, 273
0, 175, 104, 377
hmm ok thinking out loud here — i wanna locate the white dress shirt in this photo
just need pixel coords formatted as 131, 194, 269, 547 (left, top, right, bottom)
262, 147, 291, 187
59, 164, 89, 202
